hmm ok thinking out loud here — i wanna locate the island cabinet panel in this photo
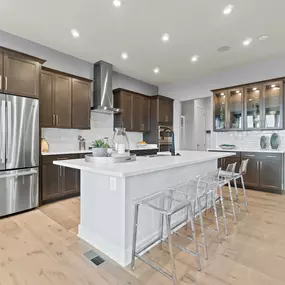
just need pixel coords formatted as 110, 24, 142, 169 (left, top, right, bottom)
71, 78, 91, 129
241, 153, 259, 188
41, 154, 80, 204
113, 89, 150, 132
40, 68, 91, 129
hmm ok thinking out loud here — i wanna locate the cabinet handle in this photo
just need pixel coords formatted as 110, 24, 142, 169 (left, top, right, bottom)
5, 77, 7, 91
0, 76, 2, 90
259, 161, 262, 169
256, 161, 259, 169
266, 155, 276, 158
165, 116, 168, 122
60, 166, 63, 177
52, 114, 55, 126
56, 157, 69, 160
245, 154, 255, 157
56, 115, 59, 126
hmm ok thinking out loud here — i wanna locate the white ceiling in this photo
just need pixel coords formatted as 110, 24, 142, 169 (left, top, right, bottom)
1, 0, 285, 85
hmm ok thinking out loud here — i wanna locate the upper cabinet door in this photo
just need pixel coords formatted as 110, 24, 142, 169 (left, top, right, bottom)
3, 52, 40, 98
54, 74, 72, 128
141, 97, 150, 132
213, 90, 228, 130
120, 91, 133, 131
133, 94, 142, 131
158, 98, 173, 124
71, 78, 91, 129
40, 70, 54, 127
245, 84, 262, 130
262, 80, 283, 129
0, 52, 3, 92
227, 88, 244, 130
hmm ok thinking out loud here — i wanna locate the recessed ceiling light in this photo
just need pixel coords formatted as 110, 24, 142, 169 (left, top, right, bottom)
258, 35, 269, 41
71, 29, 80, 38
221, 93, 225, 96
121, 52, 128, 60
252, 87, 257, 91
248, 98, 253, 101
236, 90, 239, 93
191, 55, 199, 62
271, 84, 276, 88
161, 33, 170, 43
243, 38, 253, 46
153, 67, 160, 74
113, 0, 121, 7
223, 4, 234, 15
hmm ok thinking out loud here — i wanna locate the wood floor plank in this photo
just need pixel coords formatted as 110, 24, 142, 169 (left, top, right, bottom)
0, 189, 283, 285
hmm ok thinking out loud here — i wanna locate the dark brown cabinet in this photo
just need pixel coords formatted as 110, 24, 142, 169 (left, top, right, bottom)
72, 78, 91, 129
213, 150, 283, 193
158, 96, 173, 124
213, 78, 285, 132
113, 89, 150, 132
41, 154, 80, 203
40, 68, 91, 129
54, 74, 72, 128
0, 48, 44, 98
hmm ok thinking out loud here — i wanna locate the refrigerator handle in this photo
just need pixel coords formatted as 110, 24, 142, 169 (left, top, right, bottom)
7, 101, 12, 164
1, 100, 5, 163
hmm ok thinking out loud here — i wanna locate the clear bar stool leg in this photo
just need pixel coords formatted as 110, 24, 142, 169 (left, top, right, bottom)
189, 204, 201, 271
211, 191, 221, 243
197, 197, 208, 260
131, 203, 140, 271
166, 215, 177, 285
228, 182, 237, 224
240, 175, 248, 210
219, 184, 228, 235
233, 178, 241, 213
159, 198, 165, 249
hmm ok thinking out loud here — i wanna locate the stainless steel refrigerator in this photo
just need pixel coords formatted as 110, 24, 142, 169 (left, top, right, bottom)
0, 94, 39, 217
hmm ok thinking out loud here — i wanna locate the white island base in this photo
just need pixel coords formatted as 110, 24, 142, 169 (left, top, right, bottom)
54, 151, 233, 267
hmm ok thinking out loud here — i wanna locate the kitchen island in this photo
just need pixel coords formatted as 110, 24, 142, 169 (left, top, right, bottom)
54, 150, 233, 266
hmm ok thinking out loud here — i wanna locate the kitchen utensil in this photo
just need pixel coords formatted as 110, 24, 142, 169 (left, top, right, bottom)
219, 144, 236, 150
270, 133, 280, 149
260, 136, 268, 149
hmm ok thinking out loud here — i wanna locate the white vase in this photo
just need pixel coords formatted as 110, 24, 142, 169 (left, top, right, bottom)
92, 148, 108, 157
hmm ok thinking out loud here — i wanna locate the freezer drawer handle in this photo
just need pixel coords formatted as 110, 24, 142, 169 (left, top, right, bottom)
0, 170, 38, 179
1, 100, 5, 164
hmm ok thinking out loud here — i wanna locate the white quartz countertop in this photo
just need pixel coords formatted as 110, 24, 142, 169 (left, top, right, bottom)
207, 148, 285, 154
53, 150, 234, 178
42, 145, 158, 156
42, 150, 92, 156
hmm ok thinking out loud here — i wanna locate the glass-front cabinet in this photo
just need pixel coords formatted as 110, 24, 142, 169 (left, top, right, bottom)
227, 88, 244, 130
213, 79, 284, 131
213, 90, 227, 130
263, 81, 283, 129
245, 84, 262, 130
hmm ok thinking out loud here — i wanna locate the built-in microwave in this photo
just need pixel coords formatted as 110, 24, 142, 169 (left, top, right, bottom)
158, 125, 173, 152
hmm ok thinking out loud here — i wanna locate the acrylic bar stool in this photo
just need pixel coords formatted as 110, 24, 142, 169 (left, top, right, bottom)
232, 159, 249, 212
198, 168, 229, 235
174, 179, 221, 260
219, 162, 238, 225
131, 183, 201, 285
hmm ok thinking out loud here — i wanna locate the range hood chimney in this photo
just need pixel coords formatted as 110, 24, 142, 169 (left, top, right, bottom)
91, 60, 121, 114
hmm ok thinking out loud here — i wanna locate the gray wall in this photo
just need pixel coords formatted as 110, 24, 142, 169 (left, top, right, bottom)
112, 71, 158, 95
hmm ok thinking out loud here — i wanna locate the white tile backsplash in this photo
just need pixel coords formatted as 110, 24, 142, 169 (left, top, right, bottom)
42, 112, 143, 152
215, 130, 285, 149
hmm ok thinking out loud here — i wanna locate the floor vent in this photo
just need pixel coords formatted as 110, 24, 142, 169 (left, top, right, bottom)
84, 250, 106, 267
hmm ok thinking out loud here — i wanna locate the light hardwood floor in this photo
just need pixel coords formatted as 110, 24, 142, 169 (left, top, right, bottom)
0, 189, 284, 285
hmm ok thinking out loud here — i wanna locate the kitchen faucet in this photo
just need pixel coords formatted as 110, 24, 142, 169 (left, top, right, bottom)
161, 127, 179, 156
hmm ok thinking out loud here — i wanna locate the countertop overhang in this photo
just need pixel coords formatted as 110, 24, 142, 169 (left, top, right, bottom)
207, 148, 285, 154
53, 150, 234, 178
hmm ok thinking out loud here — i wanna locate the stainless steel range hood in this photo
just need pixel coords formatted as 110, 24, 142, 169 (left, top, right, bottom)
91, 60, 121, 114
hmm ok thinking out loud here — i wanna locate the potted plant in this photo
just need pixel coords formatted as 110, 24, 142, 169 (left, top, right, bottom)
91, 139, 109, 157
